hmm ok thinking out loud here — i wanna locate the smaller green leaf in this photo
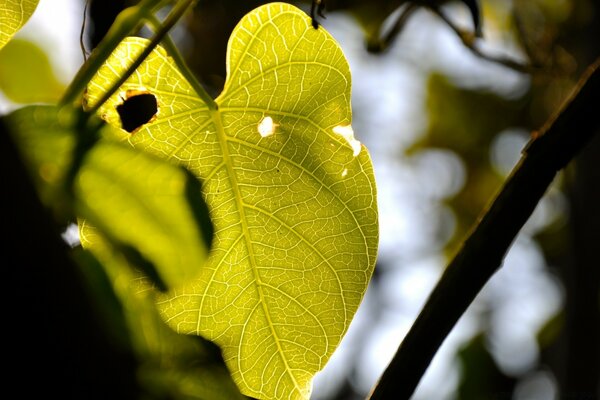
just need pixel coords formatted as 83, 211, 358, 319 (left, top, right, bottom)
3, 104, 77, 221
78, 223, 245, 400
6, 105, 242, 398
5, 105, 213, 290
0, 38, 65, 103
75, 140, 213, 289
0, 0, 40, 49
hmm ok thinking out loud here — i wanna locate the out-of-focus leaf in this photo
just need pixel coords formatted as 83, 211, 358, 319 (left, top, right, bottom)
456, 333, 517, 400
4, 105, 213, 290
75, 140, 213, 290
3, 105, 78, 221
84, 3, 379, 399
5, 104, 241, 398
0, 38, 64, 103
0, 0, 39, 49
69, 246, 133, 350
79, 223, 245, 400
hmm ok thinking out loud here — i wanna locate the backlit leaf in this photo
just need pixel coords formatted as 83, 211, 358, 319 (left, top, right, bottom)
85, 3, 379, 399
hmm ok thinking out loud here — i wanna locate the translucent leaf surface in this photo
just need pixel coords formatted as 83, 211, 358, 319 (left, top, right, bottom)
85, 3, 379, 399
0, 0, 39, 49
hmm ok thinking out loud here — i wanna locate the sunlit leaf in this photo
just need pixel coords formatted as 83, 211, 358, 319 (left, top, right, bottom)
0, 38, 64, 103
84, 3, 379, 399
0, 0, 39, 49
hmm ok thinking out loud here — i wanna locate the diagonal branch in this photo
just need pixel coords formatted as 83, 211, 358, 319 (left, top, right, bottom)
368, 57, 600, 400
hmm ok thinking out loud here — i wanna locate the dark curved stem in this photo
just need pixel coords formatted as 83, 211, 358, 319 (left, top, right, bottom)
427, 5, 536, 74
87, 0, 200, 114
368, 58, 600, 400
367, 3, 419, 53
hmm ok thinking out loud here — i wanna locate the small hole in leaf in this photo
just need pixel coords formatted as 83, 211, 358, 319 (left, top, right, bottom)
116, 90, 158, 133
258, 116, 278, 137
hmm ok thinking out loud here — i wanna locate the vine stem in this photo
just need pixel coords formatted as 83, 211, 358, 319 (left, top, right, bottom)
368, 58, 600, 400
426, 5, 536, 74
60, 0, 160, 107
60, 0, 207, 110
86, 0, 199, 115
145, 15, 217, 109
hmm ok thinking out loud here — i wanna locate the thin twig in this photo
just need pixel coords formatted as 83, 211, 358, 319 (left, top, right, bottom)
145, 14, 217, 110
368, 58, 600, 400
367, 3, 420, 53
60, 0, 160, 106
87, 0, 197, 115
427, 5, 537, 74
80, 0, 90, 62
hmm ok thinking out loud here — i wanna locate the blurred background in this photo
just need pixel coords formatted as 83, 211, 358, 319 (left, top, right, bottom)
1, 0, 598, 399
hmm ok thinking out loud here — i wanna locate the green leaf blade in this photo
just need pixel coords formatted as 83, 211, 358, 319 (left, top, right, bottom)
76, 142, 212, 290
86, 3, 378, 399
4, 105, 213, 290
0, 0, 40, 49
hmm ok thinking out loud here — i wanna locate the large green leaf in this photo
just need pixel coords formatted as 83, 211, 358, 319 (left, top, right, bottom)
0, 0, 39, 49
85, 3, 378, 399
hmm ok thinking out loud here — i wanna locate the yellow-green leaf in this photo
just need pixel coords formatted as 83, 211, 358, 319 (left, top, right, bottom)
0, 0, 40, 49
85, 3, 379, 399
0, 38, 65, 103
75, 141, 213, 290
77, 224, 245, 400
5, 105, 212, 290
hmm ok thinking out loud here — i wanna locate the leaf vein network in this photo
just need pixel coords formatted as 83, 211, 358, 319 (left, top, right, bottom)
242, 202, 348, 327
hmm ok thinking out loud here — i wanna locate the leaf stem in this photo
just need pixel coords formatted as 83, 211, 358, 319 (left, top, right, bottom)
60, 0, 160, 107
145, 14, 217, 110
426, 5, 536, 74
368, 58, 600, 400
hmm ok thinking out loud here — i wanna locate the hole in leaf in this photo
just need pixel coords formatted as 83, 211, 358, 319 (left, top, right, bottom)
258, 116, 278, 137
116, 90, 158, 133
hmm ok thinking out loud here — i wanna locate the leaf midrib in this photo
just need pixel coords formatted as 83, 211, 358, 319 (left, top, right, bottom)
209, 107, 304, 396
